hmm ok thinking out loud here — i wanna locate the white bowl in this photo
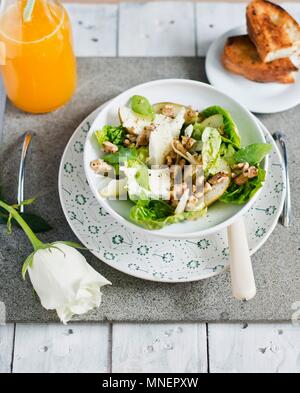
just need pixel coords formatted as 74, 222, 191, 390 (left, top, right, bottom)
84, 79, 267, 239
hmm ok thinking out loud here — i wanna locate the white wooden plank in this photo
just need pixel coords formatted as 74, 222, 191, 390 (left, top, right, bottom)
208, 323, 300, 373
119, 2, 196, 56
13, 323, 110, 373
64, 4, 118, 57
112, 323, 207, 373
196, 2, 245, 56
0, 324, 14, 373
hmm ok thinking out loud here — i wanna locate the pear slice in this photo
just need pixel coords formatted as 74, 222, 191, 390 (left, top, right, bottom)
152, 102, 187, 116
204, 176, 231, 207
200, 114, 223, 129
100, 178, 128, 199
118, 106, 154, 135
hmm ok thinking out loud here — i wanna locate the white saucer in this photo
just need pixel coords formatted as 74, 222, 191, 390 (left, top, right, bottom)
58, 104, 285, 283
206, 26, 300, 114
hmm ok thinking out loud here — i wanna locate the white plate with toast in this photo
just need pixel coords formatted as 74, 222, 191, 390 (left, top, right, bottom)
206, 25, 300, 114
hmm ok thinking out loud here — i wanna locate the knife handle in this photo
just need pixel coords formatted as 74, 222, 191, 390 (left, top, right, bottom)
228, 219, 257, 301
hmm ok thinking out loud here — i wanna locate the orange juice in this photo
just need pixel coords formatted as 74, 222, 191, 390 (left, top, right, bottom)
0, 0, 77, 113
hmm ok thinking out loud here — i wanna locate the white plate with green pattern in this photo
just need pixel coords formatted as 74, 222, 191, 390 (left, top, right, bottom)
58, 107, 285, 283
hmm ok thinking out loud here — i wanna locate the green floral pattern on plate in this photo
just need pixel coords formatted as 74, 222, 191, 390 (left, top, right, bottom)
58, 109, 285, 283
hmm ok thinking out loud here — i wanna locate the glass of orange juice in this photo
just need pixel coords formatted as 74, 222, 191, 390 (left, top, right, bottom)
0, 0, 77, 113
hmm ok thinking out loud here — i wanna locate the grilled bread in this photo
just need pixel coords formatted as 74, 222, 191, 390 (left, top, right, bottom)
247, 0, 300, 63
222, 35, 298, 83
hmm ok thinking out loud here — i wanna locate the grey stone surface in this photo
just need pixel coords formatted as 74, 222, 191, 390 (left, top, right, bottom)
0, 58, 299, 323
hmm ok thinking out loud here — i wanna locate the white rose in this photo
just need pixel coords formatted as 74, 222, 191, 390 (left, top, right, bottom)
0, 201, 111, 324
28, 242, 111, 324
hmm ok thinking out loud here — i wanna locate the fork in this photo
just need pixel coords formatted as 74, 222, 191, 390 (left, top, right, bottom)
272, 132, 291, 227
18, 132, 32, 213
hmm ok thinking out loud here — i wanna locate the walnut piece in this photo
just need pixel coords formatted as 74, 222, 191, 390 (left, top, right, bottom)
126, 134, 137, 142
234, 174, 249, 186
90, 159, 113, 175
244, 166, 258, 179
103, 141, 118, 153
233, 162, 258, 186
208, 172, 229, 185
166, 150, 177, 166
178, 158, 186, 169
161, 104, 176, 118
181, 136, 196, 150
173, 139, 187, 155
136, 125, 155, 147
123, 139, 131, 147
185, 107, 199, 124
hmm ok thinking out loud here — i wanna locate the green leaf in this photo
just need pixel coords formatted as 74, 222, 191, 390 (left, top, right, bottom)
221, 143, 236, 166
201, 127, 222, 175
131, 95, 155, 121
221, 136, 240, 149
22, 252, 34, 280
201, 106, 241, 147
136, 146, 149, 163
0, 179, 51, 233
19, 213, 52, 233
192, 123, 204, 140
130, 199, 207, 230
12, 198, 36, 210
57, 241, 86, 250
220, 167, 266, 204
19, 198, 36, 207
0, 211, 52, 233
0, 183, 9, 217
103, 146, 136, 165
103, 146, 149, 169
95, 125, 126, 147
47, 244, 66, 256
234, 143, 272, 165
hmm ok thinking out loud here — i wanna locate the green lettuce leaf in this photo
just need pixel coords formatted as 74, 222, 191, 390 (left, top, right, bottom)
202, 127, 222, 175
95, 125, 126, 146
130, 199, 207, 230
192, 122, 204, 140
208, 156, 230, 176
201, 106, 241, 147
123, 160, 151, 201
234, 143, 272, 165
220, 167, 266, 204
103, 146, 148, 178
103, 146, 148, 168
221, 143, 236, 166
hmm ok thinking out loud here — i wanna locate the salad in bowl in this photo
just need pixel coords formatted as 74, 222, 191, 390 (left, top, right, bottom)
88, 94, 272, 231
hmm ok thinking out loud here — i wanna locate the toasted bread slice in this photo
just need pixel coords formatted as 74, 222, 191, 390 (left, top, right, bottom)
247, 0, 300, 62
222, 35, 298, 83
